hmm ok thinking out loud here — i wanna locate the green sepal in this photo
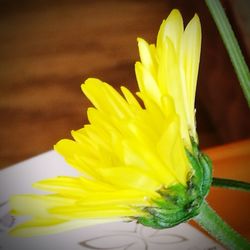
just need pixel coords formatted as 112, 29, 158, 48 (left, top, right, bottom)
187, 138, 213, 198
138, 182, 204, 229
148, 206, 199, 225
185, 149, 203, 188
138, 200, 201, 229
157, 184, 187, 207
137, 215, 164, 229
138, 137, 213, 230
190, 136, 200, 157
199, 153, 213, 197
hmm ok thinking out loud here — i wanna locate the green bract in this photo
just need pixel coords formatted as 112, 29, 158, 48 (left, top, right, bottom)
138, 138, 212, 229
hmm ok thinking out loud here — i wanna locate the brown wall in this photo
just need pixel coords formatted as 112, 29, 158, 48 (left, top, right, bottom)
0, 0, 249, 168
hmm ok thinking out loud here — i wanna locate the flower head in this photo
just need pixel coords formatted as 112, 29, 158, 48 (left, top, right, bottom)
9, 9, 211, 237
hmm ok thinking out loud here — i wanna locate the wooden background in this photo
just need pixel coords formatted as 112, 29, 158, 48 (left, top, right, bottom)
0, 0, 249, 169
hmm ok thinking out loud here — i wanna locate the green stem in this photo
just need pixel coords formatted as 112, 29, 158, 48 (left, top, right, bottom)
205, 0, 250, 106
194, 201, 250, 250
212, 177, 250, 191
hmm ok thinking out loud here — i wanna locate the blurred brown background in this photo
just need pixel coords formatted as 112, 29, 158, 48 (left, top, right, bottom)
0, 0, 249, 169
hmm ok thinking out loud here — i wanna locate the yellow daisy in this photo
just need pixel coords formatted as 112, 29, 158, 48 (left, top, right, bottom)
10, 9, 210, 237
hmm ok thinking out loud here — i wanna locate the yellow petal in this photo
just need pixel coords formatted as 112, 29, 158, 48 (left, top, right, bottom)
157, 9, 184, 50
137, 38, 157, 76
180, 14, 201, 138
135, 62, 161, 104
98, 166, 161, 191
157, 116, 189, 185
33, 177, 87, 197
82, 78, 132, 118
9, 217, 118, 237
10, 194, 75, 217
120, 86, 141, 109
49, 205, 142, 219
54, 139, 99, 176
76, 190, 152, 207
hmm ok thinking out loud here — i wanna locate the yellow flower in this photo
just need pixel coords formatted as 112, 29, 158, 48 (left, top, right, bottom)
10, 9, 209, 237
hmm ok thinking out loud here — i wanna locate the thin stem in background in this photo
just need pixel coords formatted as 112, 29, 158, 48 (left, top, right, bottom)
212, 177, 250, 191
205, 0, 250, 106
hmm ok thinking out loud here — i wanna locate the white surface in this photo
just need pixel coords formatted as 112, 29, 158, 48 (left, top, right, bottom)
0, 151, 224, 250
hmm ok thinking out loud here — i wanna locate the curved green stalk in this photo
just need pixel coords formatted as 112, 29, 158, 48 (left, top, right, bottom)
205, 0, 250, 106
212, 177, 250, 191
194, 201, 250, 250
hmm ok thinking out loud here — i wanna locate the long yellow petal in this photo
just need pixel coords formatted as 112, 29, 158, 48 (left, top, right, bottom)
180, 14, 201, 138
157, 9, 184, 50
10, 217, 119, 237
